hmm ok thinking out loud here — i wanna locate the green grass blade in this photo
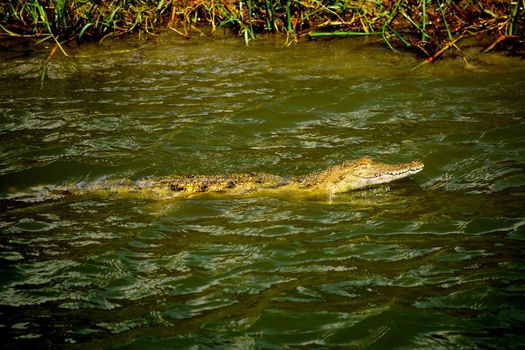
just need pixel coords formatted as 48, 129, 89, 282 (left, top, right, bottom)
436, 0, 453, 41
79, 23, 93, 39
309, 31, 382, 37
286, 0, 293, 32
422, 0, 427, 42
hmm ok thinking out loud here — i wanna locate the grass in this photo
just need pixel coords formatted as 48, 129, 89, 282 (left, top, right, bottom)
1, 1, 523, 54
0, 1, 521, 85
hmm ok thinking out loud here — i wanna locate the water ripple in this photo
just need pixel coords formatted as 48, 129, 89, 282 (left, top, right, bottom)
1, 36, 524, 348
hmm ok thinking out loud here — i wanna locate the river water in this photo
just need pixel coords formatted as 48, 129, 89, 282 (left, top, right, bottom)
1, 34, 524, 349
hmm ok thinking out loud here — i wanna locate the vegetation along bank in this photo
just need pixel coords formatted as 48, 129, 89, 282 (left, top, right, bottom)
1, 1, 524, 60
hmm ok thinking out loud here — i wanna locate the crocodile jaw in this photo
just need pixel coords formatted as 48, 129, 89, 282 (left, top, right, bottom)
318, 158, 424, 193
354, 162, 424, 189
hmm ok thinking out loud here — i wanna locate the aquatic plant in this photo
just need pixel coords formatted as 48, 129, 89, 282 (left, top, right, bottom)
1, 1, 523, 54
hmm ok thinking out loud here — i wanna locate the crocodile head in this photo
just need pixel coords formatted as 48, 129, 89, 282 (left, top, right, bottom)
301, 157, 424, 194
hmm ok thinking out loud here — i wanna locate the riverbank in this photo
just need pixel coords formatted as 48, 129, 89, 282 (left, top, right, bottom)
1, 1, 523, 58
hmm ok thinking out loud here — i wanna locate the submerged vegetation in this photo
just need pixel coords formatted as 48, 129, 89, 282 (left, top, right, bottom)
1, 0, 524, 56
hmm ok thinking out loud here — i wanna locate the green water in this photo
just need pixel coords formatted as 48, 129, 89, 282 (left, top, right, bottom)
1, 34, 524, 349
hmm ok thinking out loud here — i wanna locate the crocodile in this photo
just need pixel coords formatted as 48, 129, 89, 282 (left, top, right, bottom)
79, 158, 423, 198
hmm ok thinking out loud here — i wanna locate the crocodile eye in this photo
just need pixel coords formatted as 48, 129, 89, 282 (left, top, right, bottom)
357, 158, 371, 167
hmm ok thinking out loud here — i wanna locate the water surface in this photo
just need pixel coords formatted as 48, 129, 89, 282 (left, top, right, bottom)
1, 34, 524, 349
